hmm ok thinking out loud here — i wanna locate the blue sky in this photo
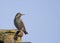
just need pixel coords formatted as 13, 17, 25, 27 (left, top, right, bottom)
0, 0, 60, 43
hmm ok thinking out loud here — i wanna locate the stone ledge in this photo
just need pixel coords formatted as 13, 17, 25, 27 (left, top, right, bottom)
0, 29, 21, 43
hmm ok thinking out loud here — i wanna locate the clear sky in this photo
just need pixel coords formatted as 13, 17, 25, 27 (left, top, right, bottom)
0, 0, 60, 43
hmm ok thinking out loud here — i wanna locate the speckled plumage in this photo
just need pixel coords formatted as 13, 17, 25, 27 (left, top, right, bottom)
14, 13, 28, 34
14, 13, 28, 40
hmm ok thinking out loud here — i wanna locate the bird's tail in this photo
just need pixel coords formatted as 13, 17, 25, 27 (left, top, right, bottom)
24, 31, 28, 34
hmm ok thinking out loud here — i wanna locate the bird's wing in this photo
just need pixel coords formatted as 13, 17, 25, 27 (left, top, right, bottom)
20, 20, 26, 31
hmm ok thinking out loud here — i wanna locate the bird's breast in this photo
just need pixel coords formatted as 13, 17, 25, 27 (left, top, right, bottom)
14, 18, 23, 26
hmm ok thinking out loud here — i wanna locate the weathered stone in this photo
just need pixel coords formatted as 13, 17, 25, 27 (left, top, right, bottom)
0, 29, 21, 43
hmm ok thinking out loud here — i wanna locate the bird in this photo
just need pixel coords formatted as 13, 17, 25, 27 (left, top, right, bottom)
14, 12, 28, 40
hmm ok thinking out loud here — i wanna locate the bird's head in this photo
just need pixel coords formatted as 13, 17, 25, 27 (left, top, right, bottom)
15, 12, 24, 18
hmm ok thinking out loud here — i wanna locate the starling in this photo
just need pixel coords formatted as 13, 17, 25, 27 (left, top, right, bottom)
14, 12, 28, 35
14, 12, 28, 40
